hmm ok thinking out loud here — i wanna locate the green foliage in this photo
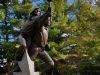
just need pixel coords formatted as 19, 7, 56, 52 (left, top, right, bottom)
48, 0, 100, 74
13, 3, 34, 15
48, 28, 60, 41
52, 0, 66, 19
10, 19, 24, 26
0, 10, 5, 20
57, 64, 78, 75
1, 42, 17, 61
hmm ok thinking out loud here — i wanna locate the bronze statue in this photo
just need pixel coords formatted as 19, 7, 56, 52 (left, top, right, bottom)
12, 6, 54, 73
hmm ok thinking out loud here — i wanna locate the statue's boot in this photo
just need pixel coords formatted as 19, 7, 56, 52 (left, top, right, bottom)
35, 51, 54, 72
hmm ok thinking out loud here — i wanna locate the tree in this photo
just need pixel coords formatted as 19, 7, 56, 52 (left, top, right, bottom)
66, 1, 100, 74
0, 0, 33, 74
48, 0, 100, 74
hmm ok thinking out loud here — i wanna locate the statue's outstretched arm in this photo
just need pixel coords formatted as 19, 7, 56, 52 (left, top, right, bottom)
36, 7, 51, 27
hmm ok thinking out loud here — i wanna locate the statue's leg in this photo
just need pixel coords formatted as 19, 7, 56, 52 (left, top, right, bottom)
15, 34, 27, 61
15, 34, 26, 60
15, 45, 26, 61
35, 50, 54, 72
28, 45, 42, 60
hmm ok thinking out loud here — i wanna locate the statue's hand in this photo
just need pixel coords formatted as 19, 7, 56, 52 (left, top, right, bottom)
46, 7, 51, 17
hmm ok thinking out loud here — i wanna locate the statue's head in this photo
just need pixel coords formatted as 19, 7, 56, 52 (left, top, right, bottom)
30, 7, 41, 17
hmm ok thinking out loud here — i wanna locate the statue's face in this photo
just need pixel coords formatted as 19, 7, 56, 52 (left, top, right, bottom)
37, 8, 41, 16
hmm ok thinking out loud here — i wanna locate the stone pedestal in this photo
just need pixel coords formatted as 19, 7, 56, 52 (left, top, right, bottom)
13, 50, 39, 75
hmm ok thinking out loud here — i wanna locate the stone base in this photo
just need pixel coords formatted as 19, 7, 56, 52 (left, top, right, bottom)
13, 50, 39, 75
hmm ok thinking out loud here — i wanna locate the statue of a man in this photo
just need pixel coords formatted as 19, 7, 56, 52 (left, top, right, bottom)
13, 7, 54, 72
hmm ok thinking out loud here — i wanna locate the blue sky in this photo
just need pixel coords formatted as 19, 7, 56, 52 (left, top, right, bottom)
33, 0, 75, 7
68, 0, 75, 4
33, 0, 44, 7
19, 0, 75, 6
